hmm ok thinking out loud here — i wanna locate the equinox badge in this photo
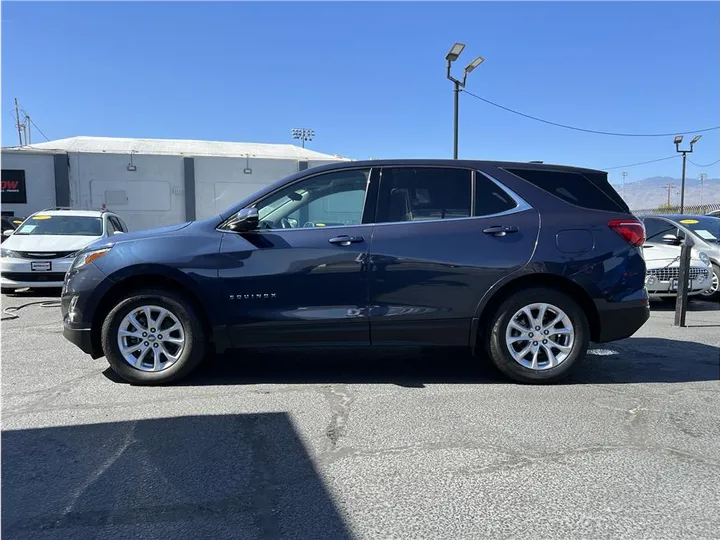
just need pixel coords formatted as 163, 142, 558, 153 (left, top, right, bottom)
229, 293, 277, 300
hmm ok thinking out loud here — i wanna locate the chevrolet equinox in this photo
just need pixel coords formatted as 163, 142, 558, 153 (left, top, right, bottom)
61, 160, 649, 385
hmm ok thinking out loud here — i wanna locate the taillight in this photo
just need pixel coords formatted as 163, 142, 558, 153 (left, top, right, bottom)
608, 219, 645, 247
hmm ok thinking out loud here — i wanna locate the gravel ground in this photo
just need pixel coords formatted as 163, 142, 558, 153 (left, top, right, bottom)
1, 289, 719, 540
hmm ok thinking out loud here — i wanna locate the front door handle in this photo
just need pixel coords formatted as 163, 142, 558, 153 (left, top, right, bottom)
483, 225, 519, 237
329, 235, 364, 246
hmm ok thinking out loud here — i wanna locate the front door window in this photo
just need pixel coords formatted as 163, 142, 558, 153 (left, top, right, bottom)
254, 169, 371, 230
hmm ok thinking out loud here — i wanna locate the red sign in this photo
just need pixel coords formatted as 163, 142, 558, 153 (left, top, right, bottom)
1, 170, 27, 204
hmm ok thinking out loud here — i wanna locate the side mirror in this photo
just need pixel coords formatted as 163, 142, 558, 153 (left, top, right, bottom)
662, 233, 682, 245
228, 207, 259, 232
2, 229, 13, 237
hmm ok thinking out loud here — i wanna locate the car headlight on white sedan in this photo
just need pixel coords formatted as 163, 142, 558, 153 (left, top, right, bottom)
698, 251, 710, 267
0, 248, 20, 259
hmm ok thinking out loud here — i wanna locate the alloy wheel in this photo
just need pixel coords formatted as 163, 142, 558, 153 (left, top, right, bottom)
505, 302, 575, 370
117, 305, 186, 371
700, 269, 719, 297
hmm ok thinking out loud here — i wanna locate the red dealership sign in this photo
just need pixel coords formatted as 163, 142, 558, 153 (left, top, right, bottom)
1, 170, 27, 204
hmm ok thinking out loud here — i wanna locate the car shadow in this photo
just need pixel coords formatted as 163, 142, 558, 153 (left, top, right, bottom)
2, 413, 352, 540
101, 337, 720, 387
2, 287, 62, 298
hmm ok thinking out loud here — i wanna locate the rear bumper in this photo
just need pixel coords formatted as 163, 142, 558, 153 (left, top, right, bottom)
594, 299, 650, 343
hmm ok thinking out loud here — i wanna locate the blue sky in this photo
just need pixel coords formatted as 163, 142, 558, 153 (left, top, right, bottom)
2, 1, 719, 183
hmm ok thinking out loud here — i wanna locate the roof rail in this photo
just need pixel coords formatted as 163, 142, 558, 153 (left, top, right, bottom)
528, 161, 544, 164
39, 206, 111, 213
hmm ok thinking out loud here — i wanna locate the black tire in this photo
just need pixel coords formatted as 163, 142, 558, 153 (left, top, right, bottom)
101, 288, 206, 385
485, 287, 590, 384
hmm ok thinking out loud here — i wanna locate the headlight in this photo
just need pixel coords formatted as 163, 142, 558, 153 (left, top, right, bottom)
645, 274, 657, 286
698, 252, 710, 266
71, 247, 112, 270
0, 248, 20, 258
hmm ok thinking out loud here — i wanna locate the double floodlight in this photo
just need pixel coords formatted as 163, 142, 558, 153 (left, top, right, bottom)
674, 134, 702, 149
446, 42, 484, 85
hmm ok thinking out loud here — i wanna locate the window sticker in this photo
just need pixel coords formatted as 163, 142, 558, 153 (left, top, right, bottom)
695, 229, 717, 240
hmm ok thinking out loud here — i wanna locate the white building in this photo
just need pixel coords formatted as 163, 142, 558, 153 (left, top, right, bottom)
1, 136, 352, 231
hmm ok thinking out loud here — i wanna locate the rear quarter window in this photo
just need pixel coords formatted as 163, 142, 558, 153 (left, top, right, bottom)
504, 168, 627, 213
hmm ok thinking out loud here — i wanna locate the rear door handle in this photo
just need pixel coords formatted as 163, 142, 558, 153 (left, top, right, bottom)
483, 225, 519, 236
329, 235, 364, 246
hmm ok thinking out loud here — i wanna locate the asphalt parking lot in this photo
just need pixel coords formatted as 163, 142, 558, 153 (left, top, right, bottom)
1, 290, 719, 540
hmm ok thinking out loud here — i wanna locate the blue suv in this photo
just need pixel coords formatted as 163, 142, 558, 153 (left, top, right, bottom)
61, 160, 649, 385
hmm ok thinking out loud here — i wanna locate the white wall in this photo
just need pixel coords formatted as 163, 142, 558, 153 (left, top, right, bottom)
69, 152, 185, 231
194, 156, 300, 219
0, 152, 56, 217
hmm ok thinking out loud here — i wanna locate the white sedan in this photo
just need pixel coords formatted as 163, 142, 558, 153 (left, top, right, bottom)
642, 243, 713, 300
1, 208, 127, 293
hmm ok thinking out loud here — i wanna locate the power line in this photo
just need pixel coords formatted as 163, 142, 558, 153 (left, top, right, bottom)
19, 108, 50, 142
688, 158, 720, 167
602, 155, 680, 171
460, 89, 720, 138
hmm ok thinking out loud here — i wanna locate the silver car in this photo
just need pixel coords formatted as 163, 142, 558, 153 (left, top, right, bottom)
641, 214, 720, 301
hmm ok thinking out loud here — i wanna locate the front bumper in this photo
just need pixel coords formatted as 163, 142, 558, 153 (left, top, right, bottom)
645, 278, 710, 298
62, 325, 96, 356
1, 257, 74, 288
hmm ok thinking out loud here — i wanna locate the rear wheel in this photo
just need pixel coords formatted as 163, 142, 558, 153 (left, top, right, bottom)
101, 288, 206, 385
485, 287, 589, 384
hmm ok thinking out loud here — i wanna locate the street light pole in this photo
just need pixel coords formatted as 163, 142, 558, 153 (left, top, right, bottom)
674, 134, 701, 214
445, 43, 484, 159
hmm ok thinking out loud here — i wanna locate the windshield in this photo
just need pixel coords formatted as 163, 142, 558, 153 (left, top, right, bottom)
14, 215, 104, 236
676, 216, 720, 243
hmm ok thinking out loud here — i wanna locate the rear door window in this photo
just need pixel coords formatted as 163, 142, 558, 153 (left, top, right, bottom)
504, 168, 627, 212
376, 167, 471, 223
475, 172, 518, 216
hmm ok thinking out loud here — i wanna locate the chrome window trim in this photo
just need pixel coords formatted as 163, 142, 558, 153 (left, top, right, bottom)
217, 165, 375, 232
218, 166, 534, 234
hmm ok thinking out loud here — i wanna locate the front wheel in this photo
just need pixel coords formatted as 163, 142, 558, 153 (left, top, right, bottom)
486, 287, 590, 384
700, 263, 720, 301
101, 288, 206, 385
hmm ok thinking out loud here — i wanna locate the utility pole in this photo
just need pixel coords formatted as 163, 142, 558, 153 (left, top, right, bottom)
699, 173, 707, 213
664, 183, 676, 208
621, 171, 628, 199
14, 97, 24, 146
25, 115, 31, 144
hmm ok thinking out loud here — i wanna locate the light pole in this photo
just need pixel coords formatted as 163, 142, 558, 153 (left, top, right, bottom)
621, 171, 627, 199
445, 43, 484, 159
674, 134, 701, 214
291, 128, 314, 148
